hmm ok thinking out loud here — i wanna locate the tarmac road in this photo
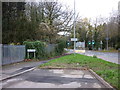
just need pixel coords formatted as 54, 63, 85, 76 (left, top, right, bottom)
2, 69, 107, 88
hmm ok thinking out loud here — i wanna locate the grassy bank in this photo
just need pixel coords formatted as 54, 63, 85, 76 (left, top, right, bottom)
39, 54, 120, 89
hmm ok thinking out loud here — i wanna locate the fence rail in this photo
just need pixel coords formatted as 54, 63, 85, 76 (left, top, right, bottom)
2, 45, 25, 65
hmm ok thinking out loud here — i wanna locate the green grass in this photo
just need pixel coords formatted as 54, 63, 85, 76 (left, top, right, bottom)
39, 54, 120, 89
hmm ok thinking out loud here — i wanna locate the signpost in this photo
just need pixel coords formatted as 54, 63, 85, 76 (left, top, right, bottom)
73, 0, 76, 54
76, 42, 85, 48
71, 38, 78, 41
27, 49, 36, 59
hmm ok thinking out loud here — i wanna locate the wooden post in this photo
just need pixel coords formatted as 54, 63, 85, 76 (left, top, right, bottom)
27, 52, 29, 59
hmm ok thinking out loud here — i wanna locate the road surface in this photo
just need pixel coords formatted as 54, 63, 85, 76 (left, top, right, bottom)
84, 51, 119, 64
2, 69, 107, 88
67, 49, 119, 64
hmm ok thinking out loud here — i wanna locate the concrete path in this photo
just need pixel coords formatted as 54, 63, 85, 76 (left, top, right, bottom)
1, 60, 49, 80
2, 69, 107, 88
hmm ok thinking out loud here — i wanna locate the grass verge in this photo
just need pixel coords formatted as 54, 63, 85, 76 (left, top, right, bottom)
95, 50, 118, 53
39, 54, 120, 89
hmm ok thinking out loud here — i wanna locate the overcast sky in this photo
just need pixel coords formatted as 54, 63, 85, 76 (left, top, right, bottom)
58, 0, 119, 19
57, 0, 119, 35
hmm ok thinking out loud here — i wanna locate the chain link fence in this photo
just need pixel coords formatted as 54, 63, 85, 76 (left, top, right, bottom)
2, 45, 25, 65
2, 44, 56, 65
45, 44, 56, 54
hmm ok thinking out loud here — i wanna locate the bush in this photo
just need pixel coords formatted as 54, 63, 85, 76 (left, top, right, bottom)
93, 55, 97, 58
55, 40, 66, 55
23, 40, 67, 59
23, 41, 46, 59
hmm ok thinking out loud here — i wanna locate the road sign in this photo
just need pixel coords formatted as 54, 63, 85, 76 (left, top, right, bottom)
27, 49, 36, 52
27, 49, 36, 59
76, 42, 85, 48
71, 38, 78, 41
106, 37, 109, 40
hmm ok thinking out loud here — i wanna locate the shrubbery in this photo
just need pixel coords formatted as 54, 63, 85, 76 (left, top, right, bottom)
93, 55, 97, 58
23, 41, 46, 59
55, 39, 66, 55
23, 40, 67, 59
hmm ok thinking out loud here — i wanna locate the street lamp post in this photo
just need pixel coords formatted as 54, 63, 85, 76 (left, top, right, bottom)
106, 23, 109, 50
73, 0, 76, 54
105, 18, 109, 50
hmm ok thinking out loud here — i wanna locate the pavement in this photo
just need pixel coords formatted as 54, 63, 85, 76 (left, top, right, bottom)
2, 69, 107, 88
1, 60, 49, 81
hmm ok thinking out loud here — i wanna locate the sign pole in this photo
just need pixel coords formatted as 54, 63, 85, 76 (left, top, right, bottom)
74, 0, 76, 54
27, 49, 36, 59
27, 52, 29, 59
34, 52, 35, 59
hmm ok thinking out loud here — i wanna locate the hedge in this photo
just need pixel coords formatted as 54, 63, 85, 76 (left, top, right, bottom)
55, 40, 66, 55
23, 40, 66, 59
23, 41, 46, 59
